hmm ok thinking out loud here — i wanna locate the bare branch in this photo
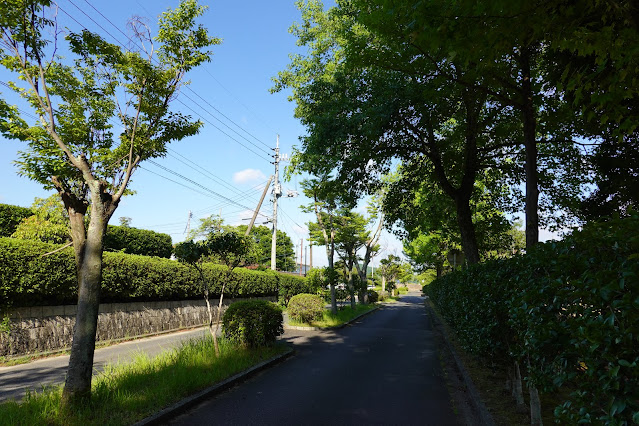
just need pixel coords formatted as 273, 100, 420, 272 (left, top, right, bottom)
41, 241, 73, 257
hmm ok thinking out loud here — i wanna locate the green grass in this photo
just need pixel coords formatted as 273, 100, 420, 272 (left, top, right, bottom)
0, 337, 287, 426
288, 304, 376, 328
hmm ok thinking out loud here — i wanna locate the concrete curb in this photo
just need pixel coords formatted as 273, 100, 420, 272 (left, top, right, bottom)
133, 347, 294, 426
283, 305, 381, 331
424, 299, 496, 426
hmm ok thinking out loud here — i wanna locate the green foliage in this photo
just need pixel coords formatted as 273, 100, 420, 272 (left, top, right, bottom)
11, 196, 70, 244
366, 289, 378, 304
428, 215, 639, 424
287, 293, 325, 324
235, 225, 296, 271
104, 225, 173, 258
0, 203, 33, 237
222, 300, 284, 347
278, 273, 319, 306
0, 237, 290, 308
0, 335, 286, 424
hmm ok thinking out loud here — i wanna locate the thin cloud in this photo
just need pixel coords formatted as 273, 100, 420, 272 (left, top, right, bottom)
233, 168, 266, 184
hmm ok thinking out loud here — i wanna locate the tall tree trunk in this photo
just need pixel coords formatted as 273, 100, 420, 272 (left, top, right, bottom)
513, 360, 525, 411
347, 261, 356, 310
454, 196, 481, 264
356, 265, 368, 305
327, 243, 337, 314
529, 384, 543, 426
519, 46, 540, 250
62, 204, 108, 404
212, 279, 227, 357
429, 87, 482, 264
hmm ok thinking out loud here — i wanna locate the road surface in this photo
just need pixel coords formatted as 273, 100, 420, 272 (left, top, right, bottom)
168, 293, 457, 425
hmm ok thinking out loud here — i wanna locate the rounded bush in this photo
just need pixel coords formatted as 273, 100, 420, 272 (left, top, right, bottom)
287, 293, 325, 324
222, 300, 283, 347
367, 290, 379, 304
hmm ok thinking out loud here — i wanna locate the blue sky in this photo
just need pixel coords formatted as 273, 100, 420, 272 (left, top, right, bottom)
0, 0, 406, 268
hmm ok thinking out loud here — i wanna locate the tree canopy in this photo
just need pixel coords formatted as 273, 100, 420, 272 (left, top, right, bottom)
0, 0, 218, 403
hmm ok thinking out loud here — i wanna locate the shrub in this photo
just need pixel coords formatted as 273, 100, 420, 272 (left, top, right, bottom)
367, 290, 379, 303
428, 215, 639, 424
278, 273, 316, 306
0, 204, 33, 237
0, 237, 280, 308
377, 291, 390, 302
104, 225, 173, 258
287, 293, 325, 324
222, 300, 283, 347
0, 237, 317, 309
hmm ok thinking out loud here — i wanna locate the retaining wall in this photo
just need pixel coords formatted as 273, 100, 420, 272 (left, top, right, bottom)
0, 297, 275, 357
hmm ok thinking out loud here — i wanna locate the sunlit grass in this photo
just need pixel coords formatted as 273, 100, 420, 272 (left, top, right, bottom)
0, 337, 287, 426
288, 304, 377, 328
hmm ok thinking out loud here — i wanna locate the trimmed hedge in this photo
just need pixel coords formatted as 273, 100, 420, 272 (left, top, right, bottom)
0, 237, 312, 308
278, 273, 321, 306
104, 225, 173, 258
222, 300, 283, 347
428, 215, 639, 424
0, 204, 33, 237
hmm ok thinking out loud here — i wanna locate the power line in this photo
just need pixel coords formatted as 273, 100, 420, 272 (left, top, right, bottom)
147, 159, 257, 212
173, 97, 272, 162
67, 1, 273, 160
80, 0, 275, 150
166, 148, 242, 194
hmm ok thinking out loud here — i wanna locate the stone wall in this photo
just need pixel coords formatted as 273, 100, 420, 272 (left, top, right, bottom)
0, 297, 275, 357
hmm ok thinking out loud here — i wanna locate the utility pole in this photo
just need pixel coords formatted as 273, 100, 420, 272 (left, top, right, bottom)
310, 243, 313, 270
245, 175, 274, 236
271, 135, 281, 271
184, 210, 193, 237
305, 245, 308, 275
299, 238, 303, 276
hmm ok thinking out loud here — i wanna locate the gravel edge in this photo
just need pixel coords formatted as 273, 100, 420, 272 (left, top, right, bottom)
424, 298, 496, 426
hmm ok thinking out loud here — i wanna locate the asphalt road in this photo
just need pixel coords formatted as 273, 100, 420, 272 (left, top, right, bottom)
0, 327, 210, 402
167, 293, 458, 426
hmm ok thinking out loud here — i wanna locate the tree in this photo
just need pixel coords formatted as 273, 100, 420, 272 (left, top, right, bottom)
333, 208, 366, 309
0, 0, 218, 403
235, 224, 296, 271
175, 230, 254, 356
118, 217, 132, 227
580, 134, 639, 220
402, 232, 448, 279
353, 200, 383, 304
274, 0, 536, 264
378, 254, 402, 295
384, 163, 517, 265
302, 177, 349, 314
187, 214, 225, 241
276, 1, 590, 261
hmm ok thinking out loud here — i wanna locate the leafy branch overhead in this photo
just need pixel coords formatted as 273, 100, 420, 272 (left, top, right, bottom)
0, 0, 219, 403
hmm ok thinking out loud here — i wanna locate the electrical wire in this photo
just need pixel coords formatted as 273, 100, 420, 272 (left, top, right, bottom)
68, 0, 274, 159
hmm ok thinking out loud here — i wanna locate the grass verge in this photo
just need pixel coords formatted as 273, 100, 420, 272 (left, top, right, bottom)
0, 337, 287, 426
288, 303, 376, 328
